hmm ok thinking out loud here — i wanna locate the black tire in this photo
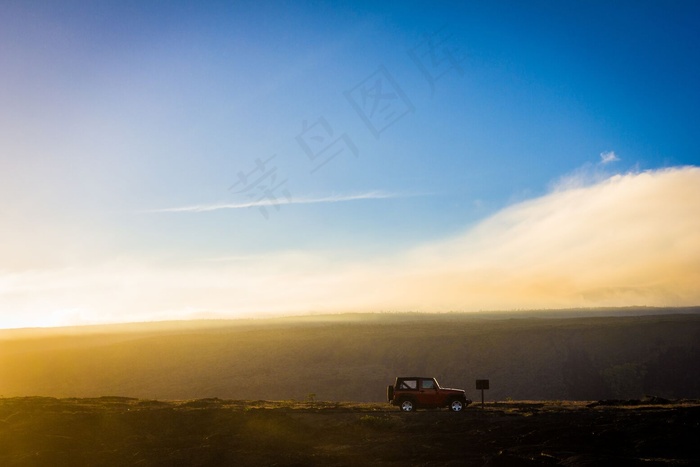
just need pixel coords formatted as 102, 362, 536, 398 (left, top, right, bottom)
449, 399, 464, 412
399, 399, 415, 412
387, 385, 394, 402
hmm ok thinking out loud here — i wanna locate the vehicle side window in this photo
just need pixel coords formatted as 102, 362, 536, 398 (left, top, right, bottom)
399, 379, 417, 390
421, 379, 435, 389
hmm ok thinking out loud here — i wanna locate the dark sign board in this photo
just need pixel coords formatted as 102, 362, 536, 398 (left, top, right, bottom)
476, 379, 490, 390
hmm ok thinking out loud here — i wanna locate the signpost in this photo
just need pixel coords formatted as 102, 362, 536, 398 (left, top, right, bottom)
475, 379, 489, 409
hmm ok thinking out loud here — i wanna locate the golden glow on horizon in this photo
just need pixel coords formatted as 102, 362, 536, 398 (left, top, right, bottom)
1, 167, 699, 328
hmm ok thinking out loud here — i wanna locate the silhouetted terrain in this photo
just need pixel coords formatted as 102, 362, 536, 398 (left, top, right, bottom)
0, 397, 698, 466
1, 307, 700, 401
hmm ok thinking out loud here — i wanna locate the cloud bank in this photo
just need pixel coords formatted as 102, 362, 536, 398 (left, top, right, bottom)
2, 167, 699, 327
389, 166, 700, 311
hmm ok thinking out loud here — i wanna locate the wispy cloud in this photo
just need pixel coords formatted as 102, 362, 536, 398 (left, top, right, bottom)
600, 150, 620, 164
551, 151, 623, 191
146, 191, 402, 213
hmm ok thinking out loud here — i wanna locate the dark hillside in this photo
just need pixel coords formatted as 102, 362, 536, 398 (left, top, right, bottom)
1, 309, 700, 401
1, 397, 698, 466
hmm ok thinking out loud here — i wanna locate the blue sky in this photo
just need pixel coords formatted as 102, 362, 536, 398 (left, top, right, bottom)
1, 1, 699, 327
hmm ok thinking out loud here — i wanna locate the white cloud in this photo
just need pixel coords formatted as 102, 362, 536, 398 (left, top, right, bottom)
600, 150, 620, 164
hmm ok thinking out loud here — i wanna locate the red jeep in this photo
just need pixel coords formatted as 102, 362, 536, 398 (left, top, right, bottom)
387, 376, 471, 412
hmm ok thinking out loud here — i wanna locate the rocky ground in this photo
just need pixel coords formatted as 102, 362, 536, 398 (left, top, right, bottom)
0, 397, 698, 466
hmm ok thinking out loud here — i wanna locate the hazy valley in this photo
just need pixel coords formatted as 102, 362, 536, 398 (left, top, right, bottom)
2, 308, 699, 402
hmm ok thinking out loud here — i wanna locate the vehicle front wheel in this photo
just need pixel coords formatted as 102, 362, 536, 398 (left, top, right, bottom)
399, 399, 415, 412
449, 399, 464, 412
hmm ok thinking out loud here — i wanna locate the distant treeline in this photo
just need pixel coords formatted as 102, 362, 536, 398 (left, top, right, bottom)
1, 308, 700, 401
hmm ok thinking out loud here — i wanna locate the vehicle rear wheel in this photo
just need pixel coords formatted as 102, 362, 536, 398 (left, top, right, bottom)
399, 399, 415, 412
449, 399, 464, 412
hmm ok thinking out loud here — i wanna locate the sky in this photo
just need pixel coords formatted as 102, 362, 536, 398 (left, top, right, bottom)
1, 1, 699, 328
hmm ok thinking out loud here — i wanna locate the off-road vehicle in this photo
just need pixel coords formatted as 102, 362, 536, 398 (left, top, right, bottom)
387, 376, 471, 412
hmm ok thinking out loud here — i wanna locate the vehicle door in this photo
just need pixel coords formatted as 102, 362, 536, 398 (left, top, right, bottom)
416, 378, 440, 406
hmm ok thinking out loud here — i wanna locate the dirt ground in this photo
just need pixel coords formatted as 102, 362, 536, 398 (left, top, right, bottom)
0, 397, 698, 466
